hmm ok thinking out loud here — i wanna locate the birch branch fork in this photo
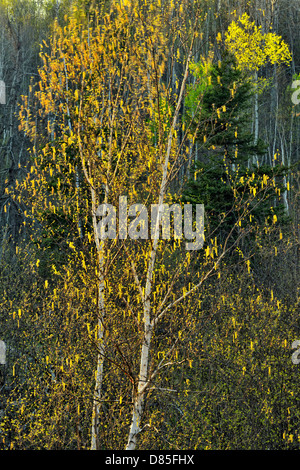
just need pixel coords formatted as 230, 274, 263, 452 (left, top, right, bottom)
126, 30, 196, 451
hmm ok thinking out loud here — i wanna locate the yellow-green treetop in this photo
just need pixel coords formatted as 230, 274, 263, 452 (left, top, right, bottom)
224, 13, 292, 73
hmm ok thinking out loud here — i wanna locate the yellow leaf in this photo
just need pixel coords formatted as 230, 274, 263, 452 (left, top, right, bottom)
246, 259, 250, 274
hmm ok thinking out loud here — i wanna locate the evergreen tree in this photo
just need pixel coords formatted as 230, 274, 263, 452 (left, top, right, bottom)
185, 51, 266, 166
182, 51, 289, 245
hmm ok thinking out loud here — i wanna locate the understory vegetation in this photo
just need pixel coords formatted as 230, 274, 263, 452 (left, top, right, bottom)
0, 0, 300, 450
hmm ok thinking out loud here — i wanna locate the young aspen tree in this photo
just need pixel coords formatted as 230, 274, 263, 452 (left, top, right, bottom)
224, 13, 291, 168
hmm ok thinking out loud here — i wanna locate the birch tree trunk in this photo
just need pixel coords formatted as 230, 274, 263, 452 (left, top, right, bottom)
126, 35, 195, 450
280, 134, 289, 215
90, 236, 107, 450
253, 70, 259, 167
78, 134, 108, 450
77, 99, 110, 449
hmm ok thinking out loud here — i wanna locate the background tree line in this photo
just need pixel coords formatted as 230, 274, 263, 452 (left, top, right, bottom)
0, 0, 300, 450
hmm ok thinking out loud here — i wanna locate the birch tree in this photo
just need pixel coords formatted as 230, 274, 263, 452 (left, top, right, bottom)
16, 0, 209, 449
16, 0, 293, 451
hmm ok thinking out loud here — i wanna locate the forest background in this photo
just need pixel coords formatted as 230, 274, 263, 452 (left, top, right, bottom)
0, 0, 300, 451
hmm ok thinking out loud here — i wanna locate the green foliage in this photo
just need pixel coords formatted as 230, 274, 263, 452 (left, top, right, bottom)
183, 161, 289, 242
183, 51, 289, 244
185, 51, 266, 164
136, 270, 300, 450
1, 0, 299, 453
224, 12, 292, 73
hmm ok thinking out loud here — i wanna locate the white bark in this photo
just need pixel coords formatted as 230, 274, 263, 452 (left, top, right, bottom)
126, 35, 195, 450
77, 124, 108, 450
90, 238, 106, 450
253, 71, 259, 167
280, 135, 289, 215
86, 165, 108, 451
